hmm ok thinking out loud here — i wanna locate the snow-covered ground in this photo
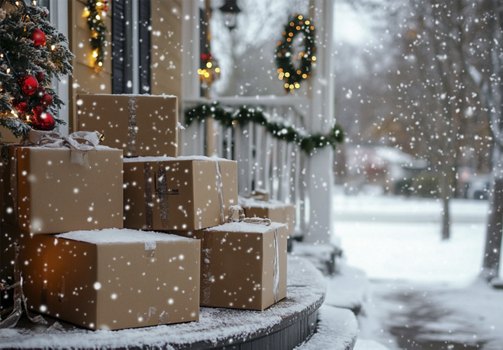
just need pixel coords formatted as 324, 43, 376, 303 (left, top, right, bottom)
333, 192, 490, 283
332, 191, 503, 349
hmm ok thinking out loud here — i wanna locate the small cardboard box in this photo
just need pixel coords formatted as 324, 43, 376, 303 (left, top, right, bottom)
0, 125, 21, 144
0, 145, 123, 234
123, 156, 238, 231
76, 94, 178, 157
22, 229, 200, 330
182, 222, 288, 310
239, 197, 296, 236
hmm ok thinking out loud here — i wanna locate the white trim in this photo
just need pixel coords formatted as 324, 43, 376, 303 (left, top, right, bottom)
182, 0, 201, 100
303, 0, 336, 244
49, 0, 70, 136
131, 0, 140, 94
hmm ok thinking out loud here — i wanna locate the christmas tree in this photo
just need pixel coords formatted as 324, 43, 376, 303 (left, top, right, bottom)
0, 0, 73, 137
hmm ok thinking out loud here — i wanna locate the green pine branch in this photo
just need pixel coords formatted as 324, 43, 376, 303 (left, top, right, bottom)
185, 102, 344, 155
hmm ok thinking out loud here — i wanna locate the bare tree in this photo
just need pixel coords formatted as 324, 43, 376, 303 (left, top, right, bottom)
473, 0, 503, 281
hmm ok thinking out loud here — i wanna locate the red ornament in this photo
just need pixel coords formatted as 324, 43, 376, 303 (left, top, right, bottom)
14, 101, 28, 114
31, 28, 47, 47
201, 53, 212, 61
36, 71, 46, 83
31, 111, 56, 131
21, 76, 39, 96
41, 93, 53, 107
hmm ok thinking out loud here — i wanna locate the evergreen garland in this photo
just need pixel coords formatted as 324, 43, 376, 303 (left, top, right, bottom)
275, 14, 316, 93
185, 102, 344, 154
83, 0, 108, 72
0, 0, 73, 137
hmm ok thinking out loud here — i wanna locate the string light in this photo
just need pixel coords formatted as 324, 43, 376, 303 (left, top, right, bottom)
198, 53, 221, 87
83, 0, 108, 72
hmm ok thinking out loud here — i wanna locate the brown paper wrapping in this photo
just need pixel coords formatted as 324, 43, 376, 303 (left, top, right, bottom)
123, 157, 238, 231
76, 94, 178, 157
21, 230, 200, 330
177, 222, 288, 311
0, 145, 123, 234
239, 197, 296, 236
0, 125, 21, 144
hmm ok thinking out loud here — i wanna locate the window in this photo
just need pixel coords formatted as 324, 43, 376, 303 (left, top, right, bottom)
111, 0, 151, 94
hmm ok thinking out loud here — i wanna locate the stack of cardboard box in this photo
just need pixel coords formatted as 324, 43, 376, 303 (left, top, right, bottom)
0, 93, 291, 331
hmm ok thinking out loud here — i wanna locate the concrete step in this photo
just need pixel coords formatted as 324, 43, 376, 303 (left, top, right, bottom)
296, 305, 359, 350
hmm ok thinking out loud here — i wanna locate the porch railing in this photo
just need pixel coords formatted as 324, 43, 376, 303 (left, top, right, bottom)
182, 96, 312, 238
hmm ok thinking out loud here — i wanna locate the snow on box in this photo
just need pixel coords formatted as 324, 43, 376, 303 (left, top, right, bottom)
57, 228, 194, 244
21, 228, 200, 331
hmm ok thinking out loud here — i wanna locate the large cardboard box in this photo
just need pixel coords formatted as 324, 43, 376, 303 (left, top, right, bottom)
181, 222, 288, 310
239, 197, 296, 236
123, 156, 238, 231
0, 145, 123, 234
22, 229, 200, 330
76, 94, 178, 157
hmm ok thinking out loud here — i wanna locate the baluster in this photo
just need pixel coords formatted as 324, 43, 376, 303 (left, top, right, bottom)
254, 123, 263, 190
271, 137, 278, 200
225, 126, 233, 160
216, 122, 223, 158
263, 130, 272, 195
194, 119, 205, 156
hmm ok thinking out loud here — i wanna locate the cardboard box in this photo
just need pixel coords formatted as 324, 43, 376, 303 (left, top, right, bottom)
22, 229, 200, 330
0, 145, 123, 234
181, 222, 287, 310
76, 94, 178, 157
239, 197, 296, 236
123, 156, 238, 231
0, 125, 21, 144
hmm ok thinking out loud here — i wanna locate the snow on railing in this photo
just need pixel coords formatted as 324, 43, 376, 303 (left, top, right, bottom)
182, 96, 310, 238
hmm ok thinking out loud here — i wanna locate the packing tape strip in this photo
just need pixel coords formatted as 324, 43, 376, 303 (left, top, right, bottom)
272, 228, 280, 303
144, 163, 154, 230
215, 161, 225, 223
157, 167, 169, 227
127, 97, 138, 156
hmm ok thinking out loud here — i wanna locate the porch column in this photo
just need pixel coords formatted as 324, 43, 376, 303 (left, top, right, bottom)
304, 0, 335, 244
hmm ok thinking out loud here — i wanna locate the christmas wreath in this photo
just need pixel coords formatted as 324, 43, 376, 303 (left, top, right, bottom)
0, 0, 73, 136
275, 14, 316, 93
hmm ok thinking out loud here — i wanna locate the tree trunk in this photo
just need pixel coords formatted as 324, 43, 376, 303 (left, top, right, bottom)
441, 195, 450, 240
482, 149, 503, 280
480, 0, 503, 282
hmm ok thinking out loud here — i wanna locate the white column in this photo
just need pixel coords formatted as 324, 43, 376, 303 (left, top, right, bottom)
51, 0, 69, 135
181, 0, 202, 155
304, 0, 335, 244
181, 0, 201, 100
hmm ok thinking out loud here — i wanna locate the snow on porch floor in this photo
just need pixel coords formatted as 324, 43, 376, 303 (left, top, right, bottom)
0, 256, 325, 349
333, 192, 503, 349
